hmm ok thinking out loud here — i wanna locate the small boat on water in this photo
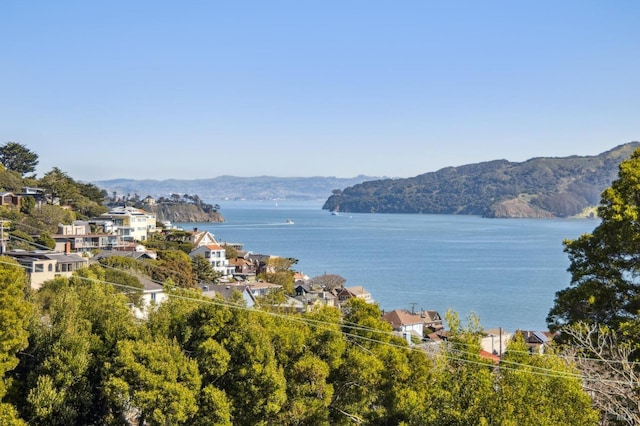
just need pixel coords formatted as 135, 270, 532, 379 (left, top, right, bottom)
286, 219, 294, 224
331, 211, 339, 216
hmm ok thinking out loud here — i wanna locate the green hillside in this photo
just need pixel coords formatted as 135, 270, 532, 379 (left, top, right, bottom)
323, 142, 640, 218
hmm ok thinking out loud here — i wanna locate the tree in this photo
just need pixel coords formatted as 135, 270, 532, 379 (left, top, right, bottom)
8, 274, 140, 425
222, 244, 238, 260
548, 149, 640, 331
105, 337, 201, 425
0, 257, 32, 421
560, 322, 639, 425
260, 257, 298, 294
426, 311, 496, 425
0, 168, 25, 192
311, 273, 346, 291
191, 254, 220, 284
39, 168, 74, 205
495, 334, 599, 425
35, 233, 56, 250
8, 230, 34, 251
19, 196, 35, 215
149, 250, 198, 288
0, 142, 38, 177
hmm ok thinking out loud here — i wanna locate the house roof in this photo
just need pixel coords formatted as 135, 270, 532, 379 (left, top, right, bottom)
249, 281, 282, 291
345, 285, 369, 295
517, 330, 553, 344
229, 258, 252, 267
6, 250, 86, 263
91, 250, 156, 262
480, 350, 501, 364
293, 271, 309, 280
133, 274, 164, 292
382, 309, 425, 328
295, 282, 313, 293
192, 230, 218, 246
339, 286, 371, 298
201, 284, 256, 303
421, 310, 442, 322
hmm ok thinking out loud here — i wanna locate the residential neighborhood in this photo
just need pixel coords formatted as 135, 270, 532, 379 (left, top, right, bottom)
0, 197, 551, 356
0, 141, 617, 423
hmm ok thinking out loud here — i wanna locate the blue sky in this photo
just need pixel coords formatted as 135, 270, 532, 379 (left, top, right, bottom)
2, 1, 638, 181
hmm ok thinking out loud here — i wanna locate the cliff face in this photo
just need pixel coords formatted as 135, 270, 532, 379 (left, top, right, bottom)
145, 203, 224, 223
485, 198, 555, 218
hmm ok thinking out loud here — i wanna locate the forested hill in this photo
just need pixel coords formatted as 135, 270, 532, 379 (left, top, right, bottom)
322, 142, 640, 218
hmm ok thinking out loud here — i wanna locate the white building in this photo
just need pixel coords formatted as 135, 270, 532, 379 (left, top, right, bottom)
481, 328, 512, 356
6, 250, 88, 290
99, 206, 156, 242
189, 244, 235, 277
132, 277, 169, 320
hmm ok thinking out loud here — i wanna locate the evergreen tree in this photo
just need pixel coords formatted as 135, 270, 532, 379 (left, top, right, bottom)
548, 148, 640, 330
0, 142, 38, 177
0, 257, 32, 425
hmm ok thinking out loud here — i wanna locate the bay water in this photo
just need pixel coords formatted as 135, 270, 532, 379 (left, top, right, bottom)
179, 200, 597, 332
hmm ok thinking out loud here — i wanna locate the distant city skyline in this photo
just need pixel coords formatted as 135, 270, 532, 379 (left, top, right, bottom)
2, 1, 638, 181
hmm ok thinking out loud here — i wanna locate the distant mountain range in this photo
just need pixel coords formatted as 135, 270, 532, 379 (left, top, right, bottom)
322, 142, 640, 218
93, 175, 381, 202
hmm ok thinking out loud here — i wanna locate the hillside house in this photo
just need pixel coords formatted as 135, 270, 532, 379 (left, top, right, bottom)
382, 309, 426, 339
191, 228, 219, 247
6, 250, 88, 290
99, 206, 156, 242
337, 286, 374, 305
131, 275, 168, 320
201, 284, 256, 307
246, 281, 282, 297
0, 192, 21, 208
515, 330, 556, 354
481, 328, 512, 356
228, 257, 257, 280
52, 221, 125, 253
189, 244, 235, 277
18, 187, 48, 207
420, 310, 444, 331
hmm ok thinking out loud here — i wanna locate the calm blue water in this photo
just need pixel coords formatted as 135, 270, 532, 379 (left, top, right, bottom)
178, 200, 597, 331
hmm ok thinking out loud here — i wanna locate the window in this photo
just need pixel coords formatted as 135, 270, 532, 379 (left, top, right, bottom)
48, 264, 53, 272
34, 263, 44, 273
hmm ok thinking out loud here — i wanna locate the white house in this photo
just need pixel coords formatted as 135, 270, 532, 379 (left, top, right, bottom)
191, 229, 219, 247
189, 244, 235, 277
99, 206, 156, 242
481, 328, 512, 356
382, 309, 426, 341
132, 277, 169, 320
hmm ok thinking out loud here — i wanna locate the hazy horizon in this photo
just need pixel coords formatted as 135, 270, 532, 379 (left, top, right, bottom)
2, 1, 638, 182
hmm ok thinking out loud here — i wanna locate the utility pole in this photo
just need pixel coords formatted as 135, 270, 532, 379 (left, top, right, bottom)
0, 219, 8, 254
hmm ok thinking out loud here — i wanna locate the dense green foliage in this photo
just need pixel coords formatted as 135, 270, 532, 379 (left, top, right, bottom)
323, 142, 639, 217
0, 262, 600, 425
549, 148, 640, 330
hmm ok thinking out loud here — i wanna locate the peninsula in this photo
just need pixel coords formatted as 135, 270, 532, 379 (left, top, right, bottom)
322, 142, 640, 218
